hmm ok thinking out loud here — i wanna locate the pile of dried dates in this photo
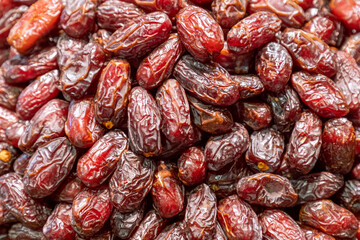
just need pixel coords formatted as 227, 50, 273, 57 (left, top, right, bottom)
2, 0, 360, 239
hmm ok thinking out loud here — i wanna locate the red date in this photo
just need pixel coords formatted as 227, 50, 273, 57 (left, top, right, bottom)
211, 0, 247, 29
330, 0, 360, 31
234, 101, 272, 131
0, 5, 27, 48
51, 173, 86, 204
232, 74, 265, 99
0, 70, 22, 110
111, 204, 145, 239
177, 146, 206, 186
13, 153, 31, 176
5, 120, 27, 148
9, 223, 45, 240
129, 210, 167, 240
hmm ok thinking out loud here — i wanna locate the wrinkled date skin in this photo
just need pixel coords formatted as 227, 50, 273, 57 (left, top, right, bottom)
110, 151, 154, 213
174, 55, 240, 107
341, 33, 360, 66
281, 28, 337, 77
155, 222, 187, 240
6, 0, 63, 53
5, 120, 27, 148
129, 210, 167, 240
18, 99, 69, 153
256, 42, 293, 93
43, 203, 76, 240
232, 74, 265, 99
227, 12, 281, 54
8, 223, 45, 240
72, 188, 112, 237
97, 0, 144, 31
77, 130, 129, 188
234, 101, 272, 131
0, 173, 51, 229
16, 69, 60, 120
135, 0, 182, 18
95, 59, 131, 129
65, 97, 105, 148
245, 128, 284, 173
259, 209, 305, 240
299, 200, 359, 238
177, 146, 206, 186
249, 0, 305, 27
105, 12, 172, 59
151, 161, 184, 219
282, 111, 322, 176
237, 173, 298, 207
23, 137, 77, 199
156, 79, 191, 144
330, 0, 360, 31
291, 71, 349, 118
0, 106, 19, 133
184, 184, 217, 240
217, 195, 262, 240
51, 173, 86, 203
59, 42, 105, 100
320, 118, 356, 175
337, 180, 360, 214
128, 87, 162, 157
211, 0, 247, 29
176, 6, 224, 62
13, 153, 31, 176
300, 225, 336, 240
60, 0, 97, 38
290, 172, 344, 204
205, 123, 249, 171
111, 204, 145, 239
0, 201, 16, 225
137, 34, 184, 89
0, 71, 22, 110
56, 34, 87, 70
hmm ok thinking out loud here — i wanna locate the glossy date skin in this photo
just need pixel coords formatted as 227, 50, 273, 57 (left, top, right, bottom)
0, 71, 22, 110
56, 34, 87, 70
300, 225, 335, 240
211, 0, 247, 29
235, 101, 272, 131
232, 74, 265, 99
5, 120, 27, 148
0, 201, 16, 225
23, 137, 77, 199
227, 12, 281, 54
205, 123, 249, 171
111, 204, 145, 239
176, 6, 224, 62
13, 153, 31, 176
0, 5, 27, 48
128, 87, 162, 157
217, 195, 262, 240
174, 55, 240, 107
18, 99, 69, 153
330, 0, 360, 31
77, 130, 128, 188
129, 210, 167, 240
156, 79, 191, 144
51, 173, 86, 204
155, 222, 187, 240
337, 180, 360, 214
137, 34, 184, 89
299, 200, 359, 238
0, 142, 19, 176
8, 223, 45, 240
341, 33, 360, 66
177, 146, 206, 186
105, 12, 172, 59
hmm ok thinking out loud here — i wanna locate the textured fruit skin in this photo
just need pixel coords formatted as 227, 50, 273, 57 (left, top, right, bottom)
111, 204, 145, 239
0, 173, 51, 229
320, 118, 356, 175
105, 12, 172, 59
135, 0, 183, 17
176, 6, 224, 62
232, 75, 265, 99
177, 146, 206, 186
18, 99, 69, 153
211, 0, 247, 29
9, 223, 45, 240
341, 33, 360, 66
205, 123, 249, 171
156, 79, 191, 144
65, 97, 105, 148
337, 180, 360, 214
109, 151, 154, 213
217, 195, 262, 240
281, 28, 337, 77
235, 101, 272, 131
174, 55, 240, 107
237, 173, 298, 207
291, 71, 349, 118
5, 120, 27, 148
43, 203, 76, 240
300, 225, 335, 240
16, 69, 60, 120
95, 59, 131, 129
0, 71, 22, 111
330, 0, 360, 31
127, 87, 162, 157
245, 128, 284, 173
299, 200, 359, 238
259, 209, 305, 240
60, 0, 97, 38
51, 173, 86, 204
13, 153, 31, 176
0, 142, 19, 176
137, 34, 184, 90
0, 201, 16, 225
23, 137, 77, 199
151, 161, 184, 219
155, 222, 187, 240
72, 188, 112, 237
56, 34, 87, 71
282, 111, 322, 176
290, 172, 344, 204
129, 210, 167, 240
227, 12, 281, 54
77, 130, 129, 188
6, 0, 63, 53
0, 106, 19, 136
256, 42, 293, 93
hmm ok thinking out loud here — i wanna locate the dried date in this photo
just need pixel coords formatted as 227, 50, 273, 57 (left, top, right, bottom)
234, 101, 272, 131
177, 146, 206, 186
337, 180, 360, 214
211, 0, 247, 29
0, 70, 22, 110
232, 74, 265, 99
341, 32, 360, 66
8, 223, 45, 240
111, 204, 145, 239
0, 5, 27, 48
13, 153, 31, 176
330, 0, 360, 31
300, 225, 335, 240
51, 173, 86, 204
129, 210, 167, 240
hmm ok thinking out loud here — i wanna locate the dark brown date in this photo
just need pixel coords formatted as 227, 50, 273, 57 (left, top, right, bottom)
227, 12, 281, 54
135, 0, 183, 17
176, 5, 224, 62
8, 223, 45, 240
245, 128, 284, 173
237, 173, 298, 207
128, 87, 162, 157
174, 55, 240, 106
65, 97, 105, 148
111, 204, 145, 239
18, 99, 69, 153
137, 34, 184, 89
337, 180, 360, 214
129, 210, 167, 240
0, 201, 16, 225
13, 153, 31, 176
155, 222, 187, 240
232, 74, 265, 99
211, 0, 247, 29
56, 33, 87, 70
234, 101, 272, 131
105, 12, 172, 59
51, 173, 86, 204
0, 142, 19, 176
177, 146, 206, 186
217, 195, 262, 240
213, 222, 227, 240
95, 59, 131, 129
110, 151, 154, 213
205, 123, 249, 171
0, 71, 22, 110
291, 71, 349, 118
320, 118, 356, 175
